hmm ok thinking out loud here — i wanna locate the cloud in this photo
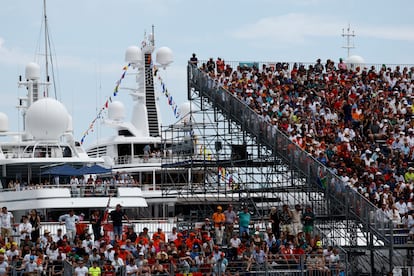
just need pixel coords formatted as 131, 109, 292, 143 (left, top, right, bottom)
0, 37, 32, 66
232, 13, 340, 44
358, 26, 414, 41
232, 13, 414, 45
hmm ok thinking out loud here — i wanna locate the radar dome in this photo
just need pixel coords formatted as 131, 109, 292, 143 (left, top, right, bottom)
108, 101, 125, 121
0, 112, 9, 132
125, 46, 143, 64
66, 114, 73, 132
346, 55, 365, 70
25, 62, 41, 80
156, 46, 173, 68
25, 98, 69, 140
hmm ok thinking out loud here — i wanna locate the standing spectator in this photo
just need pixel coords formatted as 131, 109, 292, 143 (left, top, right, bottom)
29, 209, 41, 243
279, 204, 293, 236
223, 204, 237, 246
238, 206, 251, 237
18, 215, 32, 244
90, 209, 102, 241
58, 209, 79, 245
189, 53, 198, 66
302, 206, 315, 244
201, 218, 214, 239
110, 204, 130, 241
143, 145, 151, 162
0, 206, 14, 242
74, 260, 88, 276
269, 206, 281, 239
291, 204, 303, 236
206, 58, 215, 73
216, 57, 225, 74
212, 206, 225, 246
88, 260, 102, 276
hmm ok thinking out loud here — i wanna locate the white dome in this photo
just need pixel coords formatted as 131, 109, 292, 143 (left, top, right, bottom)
125, 46, 143, 64
25, 62, 41, 80
25, 98, 69, 140
108, 101, 125, 121
346, 55, 365, 65
66, 114, 73, 132
156, 46, 173, 68
0, 112, 9, 132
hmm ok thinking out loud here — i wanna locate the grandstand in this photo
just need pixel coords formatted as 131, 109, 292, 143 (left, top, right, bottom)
157, 60, 414, 275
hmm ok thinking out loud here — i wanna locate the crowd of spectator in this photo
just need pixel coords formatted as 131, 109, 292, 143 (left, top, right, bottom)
0, 203, 346, 275
193, 54, 414, 228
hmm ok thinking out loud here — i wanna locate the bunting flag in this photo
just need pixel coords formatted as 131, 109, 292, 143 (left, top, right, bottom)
80, 64, 130, 145
155, 65, 180, 119
113, 63, 131, 96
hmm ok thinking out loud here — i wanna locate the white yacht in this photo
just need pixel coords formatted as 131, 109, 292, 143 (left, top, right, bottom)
0, 3, 148, 220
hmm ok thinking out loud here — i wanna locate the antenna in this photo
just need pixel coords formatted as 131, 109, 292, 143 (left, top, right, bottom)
342, 24, 355, 58
151, 24, 155, 47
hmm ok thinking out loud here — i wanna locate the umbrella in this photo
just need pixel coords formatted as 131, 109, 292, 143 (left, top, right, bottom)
77, 164, 111, 175
40, 164, 80, 176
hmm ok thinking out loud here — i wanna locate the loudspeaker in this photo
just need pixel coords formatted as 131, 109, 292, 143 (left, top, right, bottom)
215, 141, 222, 152
231, 145, 247, 161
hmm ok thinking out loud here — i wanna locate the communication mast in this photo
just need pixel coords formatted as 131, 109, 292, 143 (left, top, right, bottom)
342, 25, 355, 58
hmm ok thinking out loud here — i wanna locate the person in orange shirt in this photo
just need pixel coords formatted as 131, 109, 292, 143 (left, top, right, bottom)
136, 232, 149, 246
173, 232, 184, 248
152, 228, 166, 242
117, 246, 130, 262
185, 232, 201, 249
212, 205, 225, 246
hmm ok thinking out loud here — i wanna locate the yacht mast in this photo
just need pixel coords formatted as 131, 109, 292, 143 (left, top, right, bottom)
43, 0, 49, 97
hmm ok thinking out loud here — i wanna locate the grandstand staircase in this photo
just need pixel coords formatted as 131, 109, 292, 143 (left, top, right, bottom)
144, 53, 160, 137
186, 64, 412, 274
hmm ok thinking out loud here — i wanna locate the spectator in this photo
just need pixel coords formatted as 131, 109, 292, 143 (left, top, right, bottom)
189, 53, 198, 67
0, 255, 9, 275
167, 227, 178, 243
223, 204, 237, 246
90, 210, 102, 241
302, 206, 315, 244
74, 260, 88, 276
238, 206, 251, 237
0, 207, 15, 242
18, 216, 32, 244
279, 204, 293, 236
88, 260, 102, 276
58, 210, 79, 245
291, 204, 303, 236
269, 206, 281, 239
110, 204, 130, 241
212, 206, 225, 246
28, 209, 41, 243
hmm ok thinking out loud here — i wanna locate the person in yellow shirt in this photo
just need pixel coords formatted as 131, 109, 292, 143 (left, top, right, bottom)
212, 205, 225, 246
88, 261, 101, 276
405, 167, 414, 183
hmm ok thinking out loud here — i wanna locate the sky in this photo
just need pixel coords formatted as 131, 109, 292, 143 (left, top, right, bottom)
0, 0, 414, 147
